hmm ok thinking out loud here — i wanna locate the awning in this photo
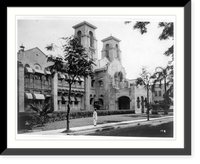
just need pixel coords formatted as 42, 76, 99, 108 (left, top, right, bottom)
33, 69, 45, 74
25, 93, 33, 99
58, 73, 65, 79
75, 97, 81, 101
33, 93, 45, 100
58, 96, 68, 101
25, 67, 34, 73
61, 96, 67, 102
70, 97, 75, 101
73, 77, 84, 82
79, 77, 84, 82
74, 77, 79, 81
45, 70, 51, 75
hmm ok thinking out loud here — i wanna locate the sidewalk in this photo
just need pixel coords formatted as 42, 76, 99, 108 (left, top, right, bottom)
23, 115, 173, 136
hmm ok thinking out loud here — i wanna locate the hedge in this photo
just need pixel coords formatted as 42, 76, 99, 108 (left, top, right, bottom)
18, 109, 135, 131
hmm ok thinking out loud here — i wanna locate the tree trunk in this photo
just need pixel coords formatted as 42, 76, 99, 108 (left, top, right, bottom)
66, 103, 70, 131
164, 78, 168, 115
66, 83, 72, 131
147, 85, 150, 121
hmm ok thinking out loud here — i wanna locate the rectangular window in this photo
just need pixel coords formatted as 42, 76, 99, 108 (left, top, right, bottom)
155, 91, 157, 97
58, 100, 61, 111
159, 91, 162, 96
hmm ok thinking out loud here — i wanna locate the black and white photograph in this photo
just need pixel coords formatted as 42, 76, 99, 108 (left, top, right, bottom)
3, 1, 194, 160
17, 16, 174, 138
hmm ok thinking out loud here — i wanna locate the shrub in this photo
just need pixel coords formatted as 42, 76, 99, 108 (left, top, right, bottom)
18, 109, 135, 131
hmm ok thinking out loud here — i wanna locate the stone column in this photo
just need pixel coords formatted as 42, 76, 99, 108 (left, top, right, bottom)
84, 77, 90, 110
93, 38, 98, 61
18, 62, 24, 112
52, 72, 58, 111
115, 100, 118, 110
130, 100, 135, 112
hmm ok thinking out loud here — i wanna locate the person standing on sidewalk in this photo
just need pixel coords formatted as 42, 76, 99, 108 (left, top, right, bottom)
93, 108, 98, 126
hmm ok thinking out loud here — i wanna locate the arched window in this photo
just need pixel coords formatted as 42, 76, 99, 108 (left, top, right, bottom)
90, 98, 94, 105
25, 64, 30, 67
141, 96, 144, 113
34, 64, 42, 70
118, 72, 123, 82
99, 98, 104, 106
89, 31, 94, 47
99, 79, 103, 87
106, 44, 110, 59
116, 44, 119, 58
77, 30, 82, 45
91, 79, 95, 88
35, 66, 40, 70
137, 97, 140, 108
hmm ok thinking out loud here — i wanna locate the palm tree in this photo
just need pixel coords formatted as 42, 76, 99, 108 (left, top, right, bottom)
28, 103, 53, 125
46, 36, 95, 131
151, 65, 173, 114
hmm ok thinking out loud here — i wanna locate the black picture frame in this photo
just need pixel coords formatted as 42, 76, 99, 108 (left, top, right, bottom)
2, 2, 191, 156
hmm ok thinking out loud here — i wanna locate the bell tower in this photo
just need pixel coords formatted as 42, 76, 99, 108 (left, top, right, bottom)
101, 36, 122, 63
73, 21, 98, 61
72, 21, 98, 110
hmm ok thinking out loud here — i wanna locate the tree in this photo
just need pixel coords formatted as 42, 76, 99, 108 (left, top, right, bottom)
132, 22, 150, 34
125, 21, 174, 109
46, 36, 95, 131
125, 21, 174, 61
151, 65, 173, 114
135, 67, 153, 121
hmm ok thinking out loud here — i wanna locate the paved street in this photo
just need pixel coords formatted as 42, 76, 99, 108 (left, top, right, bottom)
86, 117, 173, 137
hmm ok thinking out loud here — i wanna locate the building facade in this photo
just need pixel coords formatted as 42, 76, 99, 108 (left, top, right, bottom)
17, 21, 152, 113
18, 46, 53, 112
17, 46, 85, 113
152, 84, 172, 103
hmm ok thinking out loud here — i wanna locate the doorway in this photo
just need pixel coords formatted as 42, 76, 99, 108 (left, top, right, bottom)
118, 96, 130, 110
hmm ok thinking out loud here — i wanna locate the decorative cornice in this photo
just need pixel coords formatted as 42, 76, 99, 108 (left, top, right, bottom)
94, 66, 107, 72
72, 21, 97, 30
101, 36, 121, 42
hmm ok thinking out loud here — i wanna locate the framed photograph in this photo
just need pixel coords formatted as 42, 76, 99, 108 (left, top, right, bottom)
3, 2, 191, 155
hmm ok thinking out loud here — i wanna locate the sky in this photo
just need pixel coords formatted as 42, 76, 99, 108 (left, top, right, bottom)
17, 16, 173, 79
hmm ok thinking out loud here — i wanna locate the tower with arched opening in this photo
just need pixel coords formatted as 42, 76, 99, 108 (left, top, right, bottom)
101, 36, 122, 63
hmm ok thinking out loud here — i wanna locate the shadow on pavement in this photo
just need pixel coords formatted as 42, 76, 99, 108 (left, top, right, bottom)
98, 121, 121, 125
87, 121, 173, 137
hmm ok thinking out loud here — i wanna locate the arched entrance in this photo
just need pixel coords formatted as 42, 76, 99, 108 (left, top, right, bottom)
118, 96, 130, 110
